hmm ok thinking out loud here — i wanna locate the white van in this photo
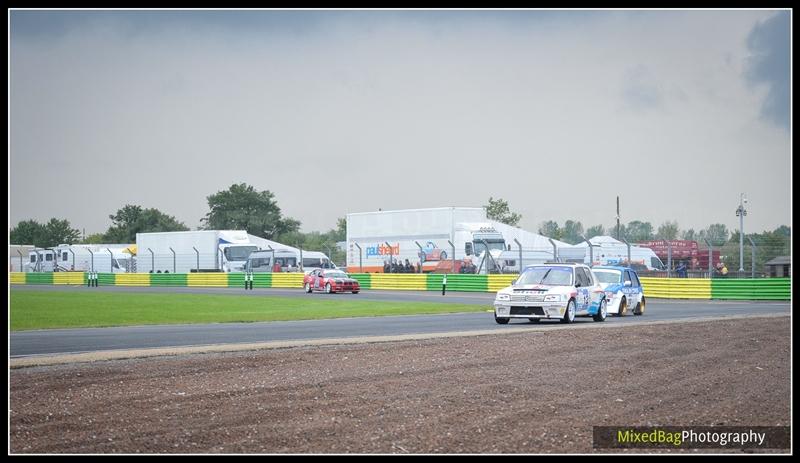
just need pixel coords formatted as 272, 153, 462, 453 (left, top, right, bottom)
244, 249, 299, 273
300, 251, 337, 274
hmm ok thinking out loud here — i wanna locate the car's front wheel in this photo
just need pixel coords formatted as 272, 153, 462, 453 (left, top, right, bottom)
561, 299, 576, 324
304, 282, 312, 293
593, 298, 607, 322
325, 283, 332, 294
352, 290, 359, 294
634, 297, 645, 315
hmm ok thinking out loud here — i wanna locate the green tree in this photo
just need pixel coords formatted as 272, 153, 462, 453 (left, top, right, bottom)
10, 218, 79, 247
44, 218, 81, 246
681, 228, 698, 241
82, 233, 107, 244
104, 204, 188, 242
203, 183, 300, 239
699, 223, 729, 246
10, 219, 45, 246
538, 220, 562, 240
484, 197, 521, 226
332, 217, 347, 243
561, 220, 584, 245
626, 220, 654, 242
586, 224, 605, 239
655, 221, 680, 240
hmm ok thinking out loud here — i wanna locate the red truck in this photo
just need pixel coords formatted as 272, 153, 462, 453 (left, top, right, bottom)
637, 240, 720, 270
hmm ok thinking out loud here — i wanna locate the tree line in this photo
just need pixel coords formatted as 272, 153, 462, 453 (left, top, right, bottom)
10, 183, 346, 263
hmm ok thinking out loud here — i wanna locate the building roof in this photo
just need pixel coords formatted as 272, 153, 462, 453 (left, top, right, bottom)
764, 256, 791, 266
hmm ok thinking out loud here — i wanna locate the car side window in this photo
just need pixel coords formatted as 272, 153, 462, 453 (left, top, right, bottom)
582, 268, 594, 285
575, 268, 587, 287
624, 270, 633, 284
630, 271, 640, 287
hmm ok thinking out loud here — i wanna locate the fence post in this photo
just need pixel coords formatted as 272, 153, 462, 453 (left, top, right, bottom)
268, 245, 275, 272
106, 248, 113, 274
147, 248, 154, 273
169, 247, 176, 274
548, 238, 558, 262
580, 235, 592, 267
299, 246, 303, 272
442, 273, 447, 295
514, 238, 522, 273
353, 242, 362, 273
621, 237, 631, 267
414, 241, 424, 272
703, 238, 712, 278
448, 240, 455, 274
86, 249, 94, 273
746, 236, 756, 279
17, 250, 23, 272
481, 239, 497, 273
69, 248, 75, 271
667, 241, 672, 278
384, 242, 393, 267
192, 246, 199, 272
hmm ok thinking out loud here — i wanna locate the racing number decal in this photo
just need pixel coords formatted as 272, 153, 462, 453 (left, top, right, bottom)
579, 288, 590, 309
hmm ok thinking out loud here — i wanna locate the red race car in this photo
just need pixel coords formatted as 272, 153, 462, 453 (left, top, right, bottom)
303, 269, 361, 294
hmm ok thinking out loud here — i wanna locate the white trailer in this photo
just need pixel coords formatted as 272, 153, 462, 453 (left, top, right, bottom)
559, 235, 666, 270
345, 207, 508, 273
136, 230, 263, 273
27, 244, 133, 273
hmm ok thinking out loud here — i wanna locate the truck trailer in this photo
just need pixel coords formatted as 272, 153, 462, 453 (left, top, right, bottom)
27, 244, 133, 273
135, 230, 261, 273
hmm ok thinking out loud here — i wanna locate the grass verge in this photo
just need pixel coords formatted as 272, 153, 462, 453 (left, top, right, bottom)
10, 288, 486, 331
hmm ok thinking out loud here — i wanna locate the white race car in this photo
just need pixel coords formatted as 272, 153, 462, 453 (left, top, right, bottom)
493, 263, 607, 324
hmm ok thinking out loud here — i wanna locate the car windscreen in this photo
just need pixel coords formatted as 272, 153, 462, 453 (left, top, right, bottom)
593, 270, 622, 284
516, 266, 573, 286
324, 271, 348, 279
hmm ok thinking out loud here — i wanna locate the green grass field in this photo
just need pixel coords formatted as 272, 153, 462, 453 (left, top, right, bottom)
10, 289, 487, 331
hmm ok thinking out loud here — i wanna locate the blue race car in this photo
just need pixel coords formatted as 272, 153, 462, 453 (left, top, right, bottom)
590, 266, 646, 316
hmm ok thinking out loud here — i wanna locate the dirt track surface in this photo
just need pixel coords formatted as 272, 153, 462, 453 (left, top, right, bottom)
10, 316, 790, 454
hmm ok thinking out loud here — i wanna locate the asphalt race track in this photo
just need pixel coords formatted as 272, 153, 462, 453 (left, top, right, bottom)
10, 286, 791, 357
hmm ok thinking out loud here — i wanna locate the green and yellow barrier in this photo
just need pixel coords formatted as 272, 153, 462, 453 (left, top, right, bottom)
271, 273, 304, 288
370, 273, 427, 290
9, 271, 790, 300
711, 278, 790, 300
187, 273, 228, 287
639, 277, 712, 299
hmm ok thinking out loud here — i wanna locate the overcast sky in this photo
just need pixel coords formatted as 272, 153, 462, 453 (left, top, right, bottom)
9, 9, 792, 237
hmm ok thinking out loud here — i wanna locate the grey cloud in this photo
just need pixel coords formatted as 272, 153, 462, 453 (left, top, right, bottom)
744, 11, 790, 129
621, 64, 662, 111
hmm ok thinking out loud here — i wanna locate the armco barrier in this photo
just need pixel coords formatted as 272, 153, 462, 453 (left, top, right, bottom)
271, 273, 304, 288
350, 273, 371, 289
187, 273, 228, 287
370, 273, 427, 290
25, 273, 53, 285
53, 272, 86, 285
115, 273, 151, 286
8, 271, 790, 300
711, 278, 790, 300
639, 277, 711, 299
488, 274, 518, 292
428, 273, 488, 292
150, 273, 188, 286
